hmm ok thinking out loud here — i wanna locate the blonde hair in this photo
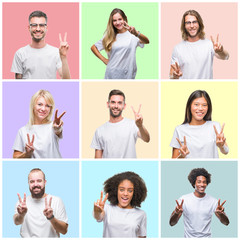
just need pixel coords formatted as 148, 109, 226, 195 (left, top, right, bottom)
181, 10, 205, 41
102, 8, 128, 52
29, 90, 55, 125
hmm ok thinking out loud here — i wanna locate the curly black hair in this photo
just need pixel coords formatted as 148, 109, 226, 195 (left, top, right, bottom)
104, 171, 147, 208
188, 168, 211, 188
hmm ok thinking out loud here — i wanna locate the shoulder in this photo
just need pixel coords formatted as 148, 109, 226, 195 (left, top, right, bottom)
14, 45, 31, 57
175, 123, 188, 131
180, 192, 193, 200
134, 207, 146, 216
95, 121, 109, 131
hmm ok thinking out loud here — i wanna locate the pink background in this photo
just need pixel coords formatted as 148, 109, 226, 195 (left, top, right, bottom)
161, 3, 238, 79
3, 2, 79, 79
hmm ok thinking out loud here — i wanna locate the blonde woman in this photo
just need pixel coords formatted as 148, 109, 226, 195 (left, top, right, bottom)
91, 8, 149, 79
13, 90, 66, 158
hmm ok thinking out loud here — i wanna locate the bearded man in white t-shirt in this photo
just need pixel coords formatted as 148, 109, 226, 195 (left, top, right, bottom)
14, 168, 68, 238
169, 168, 229, 238
91, 89, 150, 158
169, 10, 229, 79
11, 10, 71, 79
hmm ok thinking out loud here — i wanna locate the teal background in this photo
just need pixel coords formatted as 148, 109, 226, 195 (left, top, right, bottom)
2, 161, 79, 238
82, 161, 159, 237
81, 2, 159, 79
161, 161, 237, 238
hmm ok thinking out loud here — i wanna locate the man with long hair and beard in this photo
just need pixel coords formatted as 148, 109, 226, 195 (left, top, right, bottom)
11, 10, 70, 79
91, 89, 150, 158
14, 168, 68, 237
169, 10, 229, 79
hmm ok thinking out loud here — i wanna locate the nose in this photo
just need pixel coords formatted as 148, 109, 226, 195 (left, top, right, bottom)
36, 24, 41, 31
123, 190, 128, 195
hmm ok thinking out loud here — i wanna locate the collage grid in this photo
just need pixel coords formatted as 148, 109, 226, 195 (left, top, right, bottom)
0, 0, 239, 239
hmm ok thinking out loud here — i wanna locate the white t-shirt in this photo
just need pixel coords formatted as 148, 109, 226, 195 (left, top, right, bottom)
170, 121, 221, 158
178, 193, 218, 238
91, 118, 139, 158
100, 204, 146, 238
15, 194, 68, 238
11, 44, 62, 79
95, 31, 144, 79
13, 122, 62, 158
171, 39, 215, 79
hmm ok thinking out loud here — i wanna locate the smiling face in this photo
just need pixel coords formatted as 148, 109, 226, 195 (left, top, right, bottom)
28, 171, 46, 198
117, 179, 134, 209
107, 95, 126, 118
194, 175, 207, 197
184, 15, 200, 41
190, 97, 208, 125
112, 12, 125, 33
29, 17, 47, 42
33, 96, 51, 124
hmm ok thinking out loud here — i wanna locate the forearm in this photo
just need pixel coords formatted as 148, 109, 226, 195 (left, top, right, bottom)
215, 49, 229, 60
60, 56, 71, 79
169, 211, 182, 226
13, 150, 32, 159
169, 67, 179, 79
13, 213, 25, 225
215, 212, 230, 225
95, 149, 103, 158
138, 125, 150, 142
91, 45, 108, 65
93, 210, 104, 221
136, 32, 149, 44
50, 217, 68, 235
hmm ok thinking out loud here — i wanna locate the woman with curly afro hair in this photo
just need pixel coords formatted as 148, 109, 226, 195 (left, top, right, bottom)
169, 168, 229, 238
93, 171, 147, 238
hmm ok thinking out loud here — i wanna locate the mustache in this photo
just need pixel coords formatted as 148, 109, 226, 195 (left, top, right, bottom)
32, 186, 41, 190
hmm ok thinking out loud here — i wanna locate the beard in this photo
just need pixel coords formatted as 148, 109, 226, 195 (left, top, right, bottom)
109, 108, 123, 118
31, 31, 46, 42
30, 186, 45, 198
186, 28, 199, 39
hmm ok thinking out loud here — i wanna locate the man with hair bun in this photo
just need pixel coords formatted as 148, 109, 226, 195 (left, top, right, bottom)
169, 10, 229, 79
169, 168, 229, 238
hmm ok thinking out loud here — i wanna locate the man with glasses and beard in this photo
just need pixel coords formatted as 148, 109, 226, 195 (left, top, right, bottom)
14, 168, 68, 237
169, 10, 229, 79
91, 89, 150, 158
11, 10, 70, 79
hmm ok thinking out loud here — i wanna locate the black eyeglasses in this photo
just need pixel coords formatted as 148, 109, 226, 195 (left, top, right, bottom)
30, 23, 47, 29
185, 21, 198, 26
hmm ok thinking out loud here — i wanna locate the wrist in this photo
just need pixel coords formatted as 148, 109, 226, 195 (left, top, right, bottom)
47, 214, 54, 220
54, 126, 63, 135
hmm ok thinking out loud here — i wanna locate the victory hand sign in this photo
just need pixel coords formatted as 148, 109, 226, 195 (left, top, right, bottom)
176, 136, 190, 158
43, 197, 54, 219
17, 193, 28, 215
94, 191, 108, 221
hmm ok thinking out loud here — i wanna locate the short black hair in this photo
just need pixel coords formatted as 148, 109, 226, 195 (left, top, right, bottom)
108, 89, 125, 102
104, 171, 147, 208
29, 10, 47, 23
188, 168, 211, 188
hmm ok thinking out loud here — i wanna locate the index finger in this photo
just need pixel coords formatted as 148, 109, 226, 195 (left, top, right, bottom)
100, 191, 103, 202
175, 62, 180, 70
59, 33, 62, 42
64, 32, 67, 42
45, 197, 48, 208
55, 109, 59, 119
175, 200, 180, 207
23, 193, 26, 203
17, 193, 22, 203
103, 193, 108, 204
184, 136, 187, 146
220, 123, 225, 134
176, 137, 183, 147
216, 34, 219, 43
58, 111, 66, 120
180, 199, 184, 207
124, 21, 129, 28
31, 134, 35, 144
27, 134, 30, 144
137, 104, 142, 114
210, 35, 215, 44
131, 106, 136, 114
49, 197, 52, 207
213, 125, 219, 135
220, 200, 226, 207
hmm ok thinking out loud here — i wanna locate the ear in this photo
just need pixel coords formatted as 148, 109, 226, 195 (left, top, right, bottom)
44, 180, 47, 185
28, 25, 30, 32
107, 101, 110, 109
123, 103, 126, 110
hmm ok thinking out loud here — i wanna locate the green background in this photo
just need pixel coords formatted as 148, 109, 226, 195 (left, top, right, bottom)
81, 2, 159, 79
161, 161, 238, 238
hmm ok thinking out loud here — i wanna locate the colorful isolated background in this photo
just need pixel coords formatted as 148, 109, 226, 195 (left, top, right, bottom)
2, 160, 79, 237
3, 82, 79, 158
2, 2, 79, 79
81, 2, 159, 79
161, 81, 238, 159
82, 81, 159, 158
81, 160, 159, 237
161, 2, 237, 79
161, 161, 238, 237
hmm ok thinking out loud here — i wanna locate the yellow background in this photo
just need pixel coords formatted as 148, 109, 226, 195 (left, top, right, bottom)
161, 81, 238, 159
82, 81, 159, 158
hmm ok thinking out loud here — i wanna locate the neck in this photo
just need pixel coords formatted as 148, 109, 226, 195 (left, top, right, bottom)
189, 119, 206, 126
117, 28, 127, 34
194, 191, 206, 198
187, 35, 200, 42
30, 39, 46, 49
109, 115, 123, 123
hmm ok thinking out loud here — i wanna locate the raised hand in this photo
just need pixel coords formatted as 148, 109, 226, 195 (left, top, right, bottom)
175, 199, 184, 214
94, 191, 108, 214
43, 197, 53, 219
215, 199, 226, 214
213, 123, 226, 148
176, 136, 190, 158
132, 105, 143, 128
25, 134, 34, 156
123, 21, 138, 36
211, 34, 223, 53
17, 193, 28, 215
171, 62, 183, 79
53, 109, 66, 130
59, 32, 69, 57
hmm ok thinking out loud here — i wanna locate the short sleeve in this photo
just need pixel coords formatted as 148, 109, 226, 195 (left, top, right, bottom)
11, 51, 23, 74
95, 39, 104, 51
13, 129, 25, 152
170, 127, 180, 148
56, 51, 62, 70
90, 129, 102, 150
137, 38, 144, 49
138, 211, 147, 237
170, 46, 179, 65
54, 197, 68, 224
